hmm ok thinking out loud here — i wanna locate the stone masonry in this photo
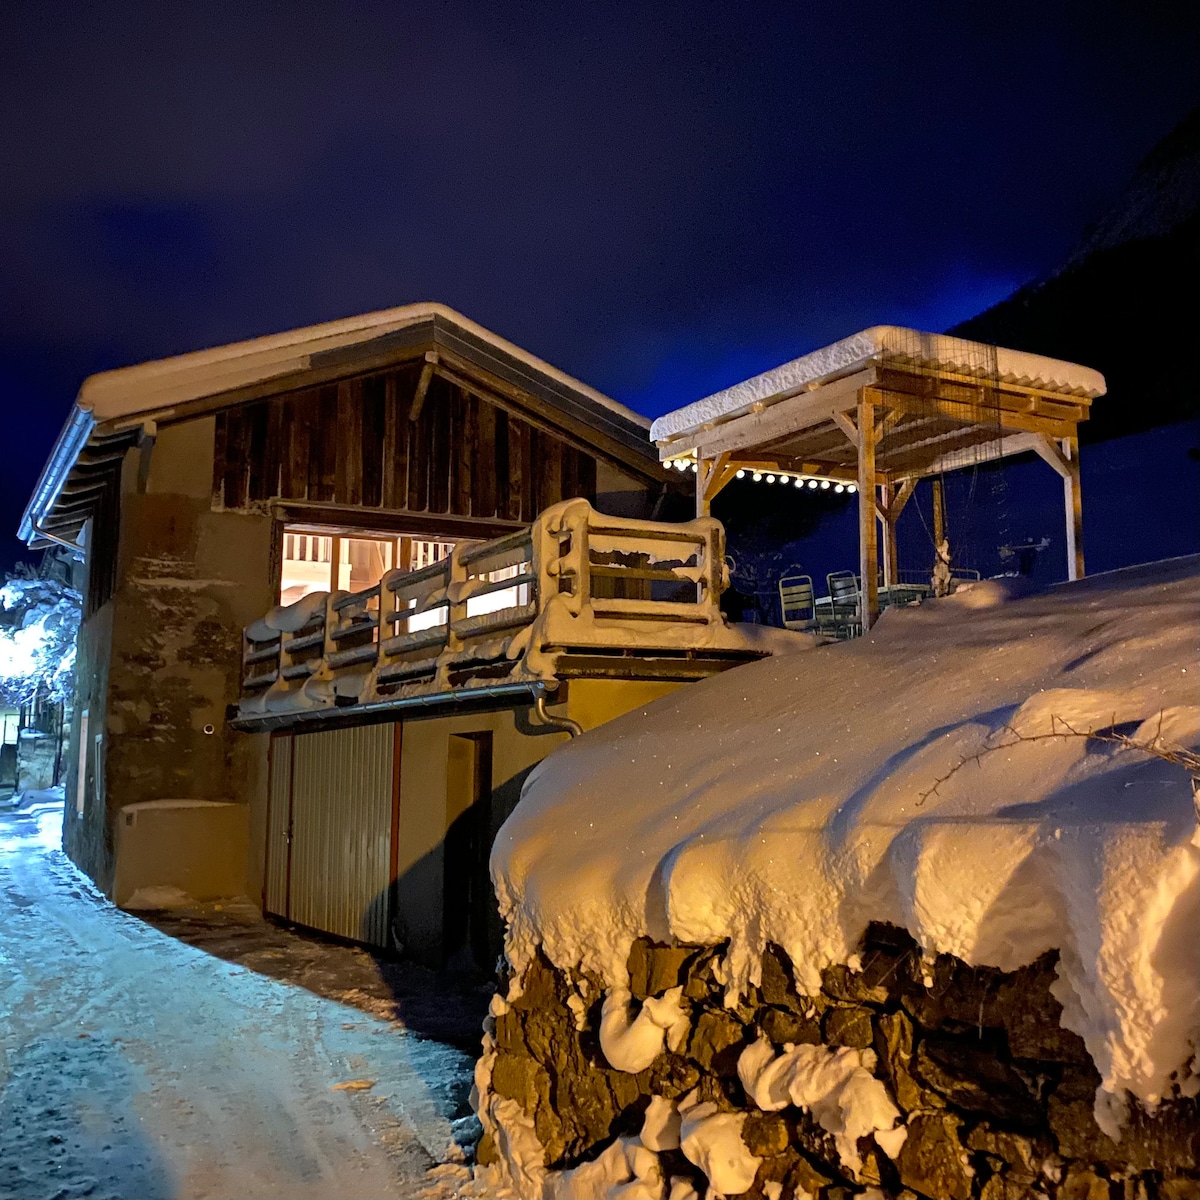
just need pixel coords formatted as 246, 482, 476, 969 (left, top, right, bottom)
477, 923, 1200, 1199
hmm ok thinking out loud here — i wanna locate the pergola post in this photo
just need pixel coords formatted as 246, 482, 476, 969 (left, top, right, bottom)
1030, 434, 1085, 582
878, 481, 897, 587
1062, 436, 1084, 581
857, 390, 879, 631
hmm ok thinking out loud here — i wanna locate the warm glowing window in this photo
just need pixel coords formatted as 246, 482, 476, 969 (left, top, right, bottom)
279, 528, 458, 605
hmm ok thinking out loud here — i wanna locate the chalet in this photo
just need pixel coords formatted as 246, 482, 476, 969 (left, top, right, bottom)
21, 304, 765, 965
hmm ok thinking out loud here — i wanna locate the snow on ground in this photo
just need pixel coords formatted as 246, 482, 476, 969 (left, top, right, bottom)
494, 556, 1200, 1125
0, 804, 479, 1200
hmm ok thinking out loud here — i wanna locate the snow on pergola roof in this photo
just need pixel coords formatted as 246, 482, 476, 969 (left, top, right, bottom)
21, 303, 654, 546
650, 325, 1106, 446
649, 325, 1106, 627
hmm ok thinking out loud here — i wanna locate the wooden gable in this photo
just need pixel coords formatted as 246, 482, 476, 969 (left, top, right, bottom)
213, 360, 605, 526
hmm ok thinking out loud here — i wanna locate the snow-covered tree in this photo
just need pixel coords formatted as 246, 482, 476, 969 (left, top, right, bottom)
0, 575, 81, 708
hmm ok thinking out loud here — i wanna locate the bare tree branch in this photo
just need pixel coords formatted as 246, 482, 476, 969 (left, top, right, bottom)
917, 711, 1200, 811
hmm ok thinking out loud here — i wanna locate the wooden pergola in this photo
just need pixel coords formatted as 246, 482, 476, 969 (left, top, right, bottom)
649, 327, 1105, 630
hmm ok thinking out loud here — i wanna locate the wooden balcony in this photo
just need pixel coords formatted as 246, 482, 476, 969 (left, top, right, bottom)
234, 499, 766, 729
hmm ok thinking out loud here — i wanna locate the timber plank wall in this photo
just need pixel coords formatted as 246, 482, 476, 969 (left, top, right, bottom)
212, 364, 598, 523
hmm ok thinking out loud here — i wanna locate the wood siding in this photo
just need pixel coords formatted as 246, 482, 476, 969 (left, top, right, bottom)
212, 362, 598, 523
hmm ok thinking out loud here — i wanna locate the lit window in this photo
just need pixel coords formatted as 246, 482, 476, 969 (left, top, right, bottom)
279, 527, 458, 606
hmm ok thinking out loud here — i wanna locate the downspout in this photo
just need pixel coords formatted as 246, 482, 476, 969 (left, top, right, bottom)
533, 684, 583, 738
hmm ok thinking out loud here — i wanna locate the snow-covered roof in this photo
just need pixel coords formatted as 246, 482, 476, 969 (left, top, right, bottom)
75, 302, 647, 429
493, 555, 1199, 1116
21, 303, 653, 545
650, 325, 1107, 445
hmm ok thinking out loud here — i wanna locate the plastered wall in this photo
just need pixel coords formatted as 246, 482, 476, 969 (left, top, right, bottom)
68, 417, 275, 900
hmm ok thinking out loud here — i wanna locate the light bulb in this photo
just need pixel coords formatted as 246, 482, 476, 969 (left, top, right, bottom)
736, 469, 746, 479
834, 484, 845, 493
820, 480, 831, 489
793, 477, 803, 487
690, 462, 698, 473
847, 484, 857, 493
807, 479, 818, 489
765, 474, 776, 483
752, 472, 763, 482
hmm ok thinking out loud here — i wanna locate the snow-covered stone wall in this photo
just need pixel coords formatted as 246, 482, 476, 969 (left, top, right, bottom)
475, 556, 1200, 1198
475, 930, 1198, 1199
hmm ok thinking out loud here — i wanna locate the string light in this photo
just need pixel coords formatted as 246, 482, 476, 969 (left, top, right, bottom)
665, 455, 855, 494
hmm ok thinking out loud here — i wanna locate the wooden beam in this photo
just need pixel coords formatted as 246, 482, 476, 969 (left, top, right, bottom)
679, 368, 878, 461
858, 390, 879, 631
874, 475, 917, 525
875, 475, 916, 587
877, 364, 1092, 416
898, 430, 1048, 480
408, 351, 438, 423
832, 410, 858, 444
890, 476, 917, 521
878, 388, 1079, 439
878, 481, 896, 586
874, 407, 903, 442
1028, 433, 1073, 480
717, 457, 860, 483
432, 359, 665, 483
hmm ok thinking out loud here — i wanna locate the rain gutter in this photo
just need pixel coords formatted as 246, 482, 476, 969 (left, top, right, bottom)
18, 404, 95, 544
229, 679, 549, 733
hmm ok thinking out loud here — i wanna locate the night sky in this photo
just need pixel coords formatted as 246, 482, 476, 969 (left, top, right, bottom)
2, 1, 1197, 571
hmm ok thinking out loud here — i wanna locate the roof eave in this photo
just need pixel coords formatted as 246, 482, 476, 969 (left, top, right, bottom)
18, 404, 96, 545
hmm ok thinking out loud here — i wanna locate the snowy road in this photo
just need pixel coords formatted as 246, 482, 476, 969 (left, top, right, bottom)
0, 805, 478, 1200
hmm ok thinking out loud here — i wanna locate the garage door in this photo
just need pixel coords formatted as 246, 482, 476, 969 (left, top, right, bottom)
264, 723, 398, 947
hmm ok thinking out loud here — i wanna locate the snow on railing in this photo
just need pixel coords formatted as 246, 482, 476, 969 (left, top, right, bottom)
238, 499, 754, 720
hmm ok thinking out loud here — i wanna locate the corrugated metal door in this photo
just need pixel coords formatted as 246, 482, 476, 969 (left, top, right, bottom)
287, 723, 396, 947
264, 733, 293, 919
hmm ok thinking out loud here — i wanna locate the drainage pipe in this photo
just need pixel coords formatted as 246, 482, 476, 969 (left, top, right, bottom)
533, 685, 583, 738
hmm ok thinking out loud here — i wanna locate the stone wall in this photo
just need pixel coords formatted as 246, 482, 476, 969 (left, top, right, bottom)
475, 923, 1199, 1199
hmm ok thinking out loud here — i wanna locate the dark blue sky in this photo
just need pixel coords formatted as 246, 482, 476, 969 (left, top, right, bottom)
2, 1, 1197, 569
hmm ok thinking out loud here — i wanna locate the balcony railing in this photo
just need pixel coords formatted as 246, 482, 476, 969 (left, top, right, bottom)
238, 499, 760, 722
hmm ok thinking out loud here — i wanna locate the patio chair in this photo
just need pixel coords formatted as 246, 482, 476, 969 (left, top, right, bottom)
821, 571, 861, 639
777, 572, 816, 632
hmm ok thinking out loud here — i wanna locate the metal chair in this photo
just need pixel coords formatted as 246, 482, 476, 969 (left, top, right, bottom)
821, 571, 861, 639
777, 572, 816, 632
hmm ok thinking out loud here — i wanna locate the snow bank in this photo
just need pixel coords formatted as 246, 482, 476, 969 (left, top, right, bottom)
493, 556, 1200, 1120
